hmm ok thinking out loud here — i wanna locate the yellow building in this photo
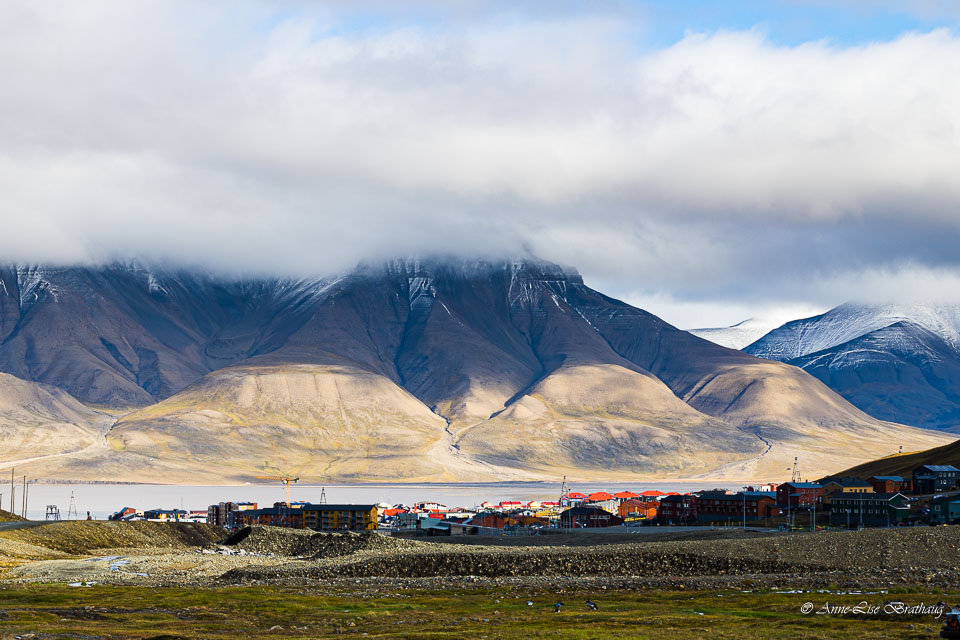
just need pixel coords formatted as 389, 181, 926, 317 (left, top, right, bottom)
821, 478, 874, 505
301, 504, 378, 531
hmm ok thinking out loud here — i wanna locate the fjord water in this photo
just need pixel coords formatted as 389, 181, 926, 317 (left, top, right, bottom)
19, 482, 735, 521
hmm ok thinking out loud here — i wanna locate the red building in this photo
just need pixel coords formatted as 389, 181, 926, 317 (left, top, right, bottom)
776, 483, 823, 507
696, 492, 777, 523
868, 476, 911, 494
466, 514, 509, 529
658, 494, 697, 523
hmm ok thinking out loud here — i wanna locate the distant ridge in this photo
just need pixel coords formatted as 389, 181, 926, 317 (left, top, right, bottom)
689, 317, 786, 350
745, 302, 960, 430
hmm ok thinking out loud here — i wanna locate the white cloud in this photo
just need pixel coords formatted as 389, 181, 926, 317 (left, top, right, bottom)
0, 1, 958, 324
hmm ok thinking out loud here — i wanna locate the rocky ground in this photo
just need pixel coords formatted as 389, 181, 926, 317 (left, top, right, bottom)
2, 522, 960, 593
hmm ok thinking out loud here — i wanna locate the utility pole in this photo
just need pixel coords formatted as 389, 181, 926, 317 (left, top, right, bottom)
742, 487, 747, 530
21, 475, 27, 519
9, 468, 14, 517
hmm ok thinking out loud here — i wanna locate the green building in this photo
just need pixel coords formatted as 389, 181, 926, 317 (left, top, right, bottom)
828, 492, 911, 528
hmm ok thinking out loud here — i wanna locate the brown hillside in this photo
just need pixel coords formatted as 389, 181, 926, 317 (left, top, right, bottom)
834, 439, 960, 480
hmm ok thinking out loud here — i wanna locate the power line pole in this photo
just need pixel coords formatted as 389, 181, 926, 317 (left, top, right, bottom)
21, 475, 27, 519
9, 468, 14, 517
742, 487, 747, 530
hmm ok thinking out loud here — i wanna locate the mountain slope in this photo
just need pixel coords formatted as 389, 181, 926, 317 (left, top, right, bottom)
0, 372, 107, 465
746, 304, 960, 430
688, 318, 787, 350
101, 364, 454, 483
1, 260, 953, 482
0, 265, 332, 407
747, 303, 960, 360
833, 438, 960, 480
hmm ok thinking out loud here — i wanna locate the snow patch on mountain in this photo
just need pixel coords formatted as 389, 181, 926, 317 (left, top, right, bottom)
689, 317, 789, 350
747, 303, 960, 361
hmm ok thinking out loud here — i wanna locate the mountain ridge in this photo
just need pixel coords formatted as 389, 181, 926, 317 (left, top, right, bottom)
0, 259, 952, 482
745, 303, 960, 430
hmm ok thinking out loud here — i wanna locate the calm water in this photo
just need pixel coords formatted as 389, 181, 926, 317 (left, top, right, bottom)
10, 481, 735, 521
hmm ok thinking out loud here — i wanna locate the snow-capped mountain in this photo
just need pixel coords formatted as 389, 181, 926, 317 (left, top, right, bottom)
0, 260, 951, 483
747, 303, 960, 360
745, 303, 960, 430
689, 317, 788, 350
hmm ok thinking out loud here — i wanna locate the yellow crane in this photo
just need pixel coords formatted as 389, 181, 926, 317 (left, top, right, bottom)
255, 475, 300, 505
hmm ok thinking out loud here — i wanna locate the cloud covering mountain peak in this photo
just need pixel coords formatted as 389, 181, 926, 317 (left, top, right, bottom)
2, 2, 960, 326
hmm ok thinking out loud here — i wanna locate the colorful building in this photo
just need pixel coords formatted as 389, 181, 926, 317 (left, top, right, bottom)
776, 482, 823, 507
868, 476, 910, 494
696, 491, 776, 523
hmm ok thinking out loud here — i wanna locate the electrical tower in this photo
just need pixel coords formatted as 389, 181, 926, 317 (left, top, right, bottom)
558, 476, 570, 529
66, 492, 78, 520
790, 457, 801, 483
318, 487, 327, 505
45, 505, 61, 521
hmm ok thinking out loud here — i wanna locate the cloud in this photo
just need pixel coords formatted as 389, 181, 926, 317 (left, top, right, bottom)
0, 1, 958, 320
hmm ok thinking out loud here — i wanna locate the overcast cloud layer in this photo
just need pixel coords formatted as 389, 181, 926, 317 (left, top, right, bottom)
1, 1, 958, 327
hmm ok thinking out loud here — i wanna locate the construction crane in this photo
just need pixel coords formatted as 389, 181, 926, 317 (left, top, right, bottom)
255, 475, 300, 505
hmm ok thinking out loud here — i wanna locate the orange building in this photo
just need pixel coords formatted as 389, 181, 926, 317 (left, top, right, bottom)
618, 499, 658, 520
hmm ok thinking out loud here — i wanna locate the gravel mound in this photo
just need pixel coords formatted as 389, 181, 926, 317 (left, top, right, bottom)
221, 526, 960, 586
0, 521, 223, 555
220, 526, 424, 558
0, 509, 27, 523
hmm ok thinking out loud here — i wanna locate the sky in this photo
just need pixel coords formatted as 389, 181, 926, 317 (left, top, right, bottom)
1, 1, 959, 329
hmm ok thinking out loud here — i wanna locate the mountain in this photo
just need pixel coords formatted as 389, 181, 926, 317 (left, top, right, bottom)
689, 317, 788, 350
745, 303, 960, 430
747, 303, 960, 360
0, 261, 952, 483
0, 264, 332, 407
0, 373, 110, 466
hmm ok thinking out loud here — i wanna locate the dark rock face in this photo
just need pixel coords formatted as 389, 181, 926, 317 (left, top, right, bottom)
0, 259, 748, 410
746, 304, 960, 431
0, 264, 327, 406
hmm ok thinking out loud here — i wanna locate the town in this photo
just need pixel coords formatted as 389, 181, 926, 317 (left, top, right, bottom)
95, 464, 960, 535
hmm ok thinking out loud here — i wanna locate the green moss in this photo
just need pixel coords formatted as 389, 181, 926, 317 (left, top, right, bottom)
0, 586, 954, 639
